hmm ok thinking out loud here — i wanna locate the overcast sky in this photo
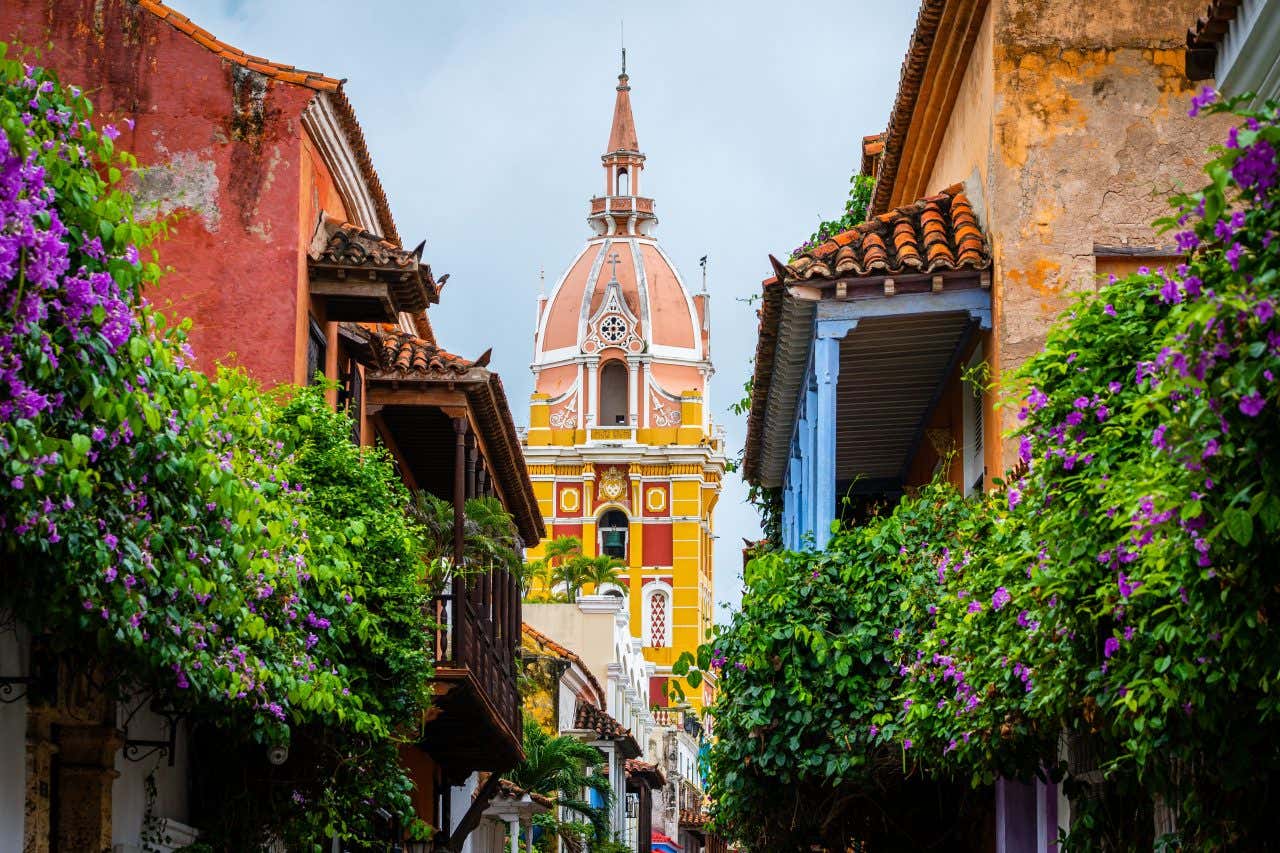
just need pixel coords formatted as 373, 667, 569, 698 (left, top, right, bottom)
181, 0, 919, 614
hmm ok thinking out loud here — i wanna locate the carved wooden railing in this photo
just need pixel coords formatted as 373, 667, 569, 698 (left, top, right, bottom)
433, 568, 522, 744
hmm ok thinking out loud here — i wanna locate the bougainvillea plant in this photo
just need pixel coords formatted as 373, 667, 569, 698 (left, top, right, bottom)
0, 48, 437, 845
695, 93, 1280, 850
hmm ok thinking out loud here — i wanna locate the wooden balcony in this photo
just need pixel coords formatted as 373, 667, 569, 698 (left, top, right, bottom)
421, 570, 523, 781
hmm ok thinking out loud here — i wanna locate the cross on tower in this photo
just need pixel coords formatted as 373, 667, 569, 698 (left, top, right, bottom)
606, 252, 621, 282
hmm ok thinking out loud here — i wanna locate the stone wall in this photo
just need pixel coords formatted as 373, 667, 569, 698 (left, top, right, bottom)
985, 0, 1233, 466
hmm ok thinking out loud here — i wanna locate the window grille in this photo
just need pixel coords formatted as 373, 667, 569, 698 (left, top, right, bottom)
650, 591, 668, 648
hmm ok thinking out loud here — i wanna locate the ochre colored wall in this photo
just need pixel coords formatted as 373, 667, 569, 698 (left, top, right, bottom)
986, 0, 1234, 471
1, 0, 315, 386
927, 4, 996, 199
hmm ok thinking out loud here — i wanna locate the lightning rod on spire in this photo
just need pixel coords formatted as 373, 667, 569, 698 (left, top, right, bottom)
620, 20, 626, 76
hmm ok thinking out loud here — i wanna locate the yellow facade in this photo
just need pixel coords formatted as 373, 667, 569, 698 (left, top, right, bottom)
524, 64, 724, 711
523, 410, 724, 711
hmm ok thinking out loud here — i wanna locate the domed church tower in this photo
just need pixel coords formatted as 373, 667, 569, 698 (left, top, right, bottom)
523, 60, 724, 709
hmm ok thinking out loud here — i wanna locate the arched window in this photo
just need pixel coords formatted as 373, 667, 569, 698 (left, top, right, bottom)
617, 167, 629, 196
643, 582, 673, 648
599, 509, 628, 560
599, 360, 629, 425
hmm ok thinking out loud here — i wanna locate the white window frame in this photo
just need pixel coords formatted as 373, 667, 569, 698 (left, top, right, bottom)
642, 581, 673, 648
962, 343, 986, 496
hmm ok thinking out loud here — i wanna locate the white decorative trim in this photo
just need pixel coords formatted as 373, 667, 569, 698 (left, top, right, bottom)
301, 94, 382, 235
642, 581, 674, 648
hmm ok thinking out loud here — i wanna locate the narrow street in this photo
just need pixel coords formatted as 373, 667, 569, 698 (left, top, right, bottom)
1, 1, 1279, 851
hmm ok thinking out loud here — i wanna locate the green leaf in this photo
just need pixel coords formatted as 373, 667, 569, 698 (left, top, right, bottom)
1225, 507, 1254, 546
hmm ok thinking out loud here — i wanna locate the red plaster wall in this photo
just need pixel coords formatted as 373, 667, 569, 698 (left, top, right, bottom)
642, 523, 673, 567
641, 483, 669, 518
552, 523, 583, 541
649, 676, 668, 708
555, 483, 583, 518
1, 0, 314, 386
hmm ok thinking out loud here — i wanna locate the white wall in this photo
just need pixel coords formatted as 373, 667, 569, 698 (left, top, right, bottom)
0, 622, 27, 852
111, 704, 192, 853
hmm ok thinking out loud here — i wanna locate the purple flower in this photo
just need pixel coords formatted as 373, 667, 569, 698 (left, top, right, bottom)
1226, 243, 1244, 271
1007, 489, 1021, 511
1118, 572, 1142, 599
1104, 637, 1120, 658
992, 587, 1011, 611
1188, 85, 1217, 117
1028, 388, 1048, 411
1240, 392, 1266, 417
966, 600, 983, 614
1104, 303, 1116, 316
101, 124, 119, 141
10, 476, 23, 490
903, 739, 912, 750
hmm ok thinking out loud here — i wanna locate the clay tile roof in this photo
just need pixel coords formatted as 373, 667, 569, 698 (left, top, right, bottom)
625, 758, 667, 789
861, 133, 886, 178
137, 0, 341, 90
870, 0, 947, 214
522, 624, 608, 708
574, 702, 642, 758
136, 1, 399, 243
497, 778, 553, 809
308, 217, 435, 312
784, 183, 989, 282
372, 331, 475, 378
679, 809, 708, 828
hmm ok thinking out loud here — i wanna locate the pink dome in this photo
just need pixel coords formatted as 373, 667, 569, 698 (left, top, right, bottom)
531, 67, 711, 432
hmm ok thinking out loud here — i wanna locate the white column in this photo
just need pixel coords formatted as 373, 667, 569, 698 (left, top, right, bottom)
586, 357, 600, 427
576, 360, 585, 429
641, 361, 652, 428
508, 817, 519, 853
628, 357, 639, 427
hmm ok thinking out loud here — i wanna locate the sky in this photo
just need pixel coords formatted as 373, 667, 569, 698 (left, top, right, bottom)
180, 0, 919, 614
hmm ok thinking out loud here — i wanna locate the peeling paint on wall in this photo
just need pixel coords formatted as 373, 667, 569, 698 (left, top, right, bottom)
131, 150, 221, 232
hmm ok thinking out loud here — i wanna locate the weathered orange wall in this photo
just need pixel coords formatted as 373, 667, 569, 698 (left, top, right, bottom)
986, 0, 1234, 471
1, 0, 316, 386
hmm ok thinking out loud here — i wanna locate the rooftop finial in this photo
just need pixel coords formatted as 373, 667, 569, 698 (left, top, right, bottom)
621, 20, 626, 76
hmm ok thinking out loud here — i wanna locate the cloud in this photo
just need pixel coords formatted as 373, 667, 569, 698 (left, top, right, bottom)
178, 0, 917, 611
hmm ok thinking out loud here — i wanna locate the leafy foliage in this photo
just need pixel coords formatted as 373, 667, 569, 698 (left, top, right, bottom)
0, 51, 437, 847
507, 715, 614, 847
698, 94, 1280, 850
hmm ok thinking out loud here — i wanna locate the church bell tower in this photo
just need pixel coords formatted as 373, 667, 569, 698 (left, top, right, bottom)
522, 61, 725, 710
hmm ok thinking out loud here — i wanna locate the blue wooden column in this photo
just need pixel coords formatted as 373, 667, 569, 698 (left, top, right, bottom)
812, 319, 856, 549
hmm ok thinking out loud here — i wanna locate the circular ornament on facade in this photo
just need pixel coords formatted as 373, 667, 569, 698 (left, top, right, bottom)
645, 487, 666, 512
559, 487, 581, 513
599, 467, 626, 501
601, 315, 626, 343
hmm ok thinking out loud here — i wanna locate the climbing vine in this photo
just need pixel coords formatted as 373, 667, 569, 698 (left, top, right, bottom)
693, 93, 1280, 850
0, 49, 438, 846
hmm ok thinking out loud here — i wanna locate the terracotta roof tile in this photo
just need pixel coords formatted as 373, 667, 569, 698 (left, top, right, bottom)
497, 778, 553, 809
135, 1, 399, 243
373, 331, 475, 378
308, 216, 436, 312
625, 758, 666, 789
137, 0, 341, 90
743, 184, 991, 484
521, 624, 608, 708
359, 331, 545, 546
784, 183, 990, 281
574, 702, 642, 758
870, 1, 988, 215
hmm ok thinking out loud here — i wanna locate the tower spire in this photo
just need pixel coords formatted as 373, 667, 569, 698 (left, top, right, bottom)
606, 55, 638, 154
